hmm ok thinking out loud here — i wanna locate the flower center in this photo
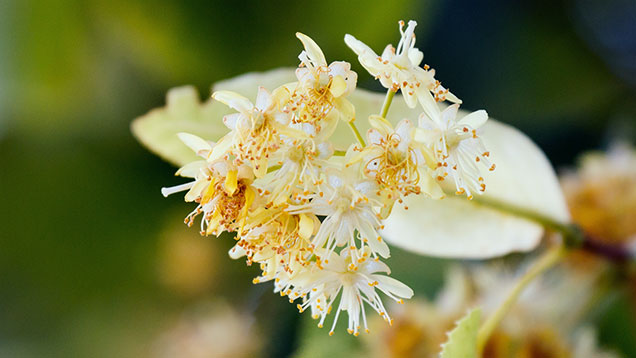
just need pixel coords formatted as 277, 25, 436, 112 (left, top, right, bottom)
366, 134, 421, 196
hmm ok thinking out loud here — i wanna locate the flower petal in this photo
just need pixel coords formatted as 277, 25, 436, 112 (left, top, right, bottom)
254, 86, 272, 111
329, 75, 347, 98
458, 109, 488, 129
417, 168, 445, 199
373, 275, 414, 298
175, 160, 207, 178
367, 128, 384, 145
296, 32, 327, 67
344, 34, 378, 58
229, 244, 246, 259
212, 90, 254, 113
368, 115, 393, 134
224, 169, 238, 195
407, 48, 423, 66
177, 132, 212, 156
333, 97, 355, 122
298, 214, 315, 241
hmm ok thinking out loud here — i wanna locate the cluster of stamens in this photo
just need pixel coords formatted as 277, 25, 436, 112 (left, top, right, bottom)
289, 79, 335, 128
364, 133, 422, 197
184, 178, 249, 235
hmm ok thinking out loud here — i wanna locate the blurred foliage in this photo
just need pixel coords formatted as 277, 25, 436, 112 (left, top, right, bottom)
1, 0, 426, 139
1, 0, 635, 356
597, 289, 636, 357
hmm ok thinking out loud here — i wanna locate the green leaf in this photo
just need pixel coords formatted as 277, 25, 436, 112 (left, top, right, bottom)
439, 308, 481, 358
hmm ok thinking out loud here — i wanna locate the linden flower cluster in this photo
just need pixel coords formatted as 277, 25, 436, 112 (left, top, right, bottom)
162, 20, 494, 335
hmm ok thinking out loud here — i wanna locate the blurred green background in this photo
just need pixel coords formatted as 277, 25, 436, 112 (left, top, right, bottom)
1, 0, 635, 357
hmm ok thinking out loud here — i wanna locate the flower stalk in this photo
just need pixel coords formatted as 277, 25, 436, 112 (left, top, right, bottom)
348, 120, 366, 147
476, 244, 567, 355
380, 89, 395, 119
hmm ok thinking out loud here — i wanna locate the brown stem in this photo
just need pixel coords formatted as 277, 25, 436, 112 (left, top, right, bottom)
581, 235, 633, 263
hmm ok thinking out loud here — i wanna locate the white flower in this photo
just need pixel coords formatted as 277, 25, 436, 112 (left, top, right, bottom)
344, 20, 460, 109
263, 138, 334, 206
292, 248, 413, 336
161, 133, 257, 236
357, 115, 444, 204
296, 33, 357, 98
288, 33, 357, 139
415, 103, 493, 199
287, 158, 390, 259
230, 208, 318, 282
212, 86, 307, 177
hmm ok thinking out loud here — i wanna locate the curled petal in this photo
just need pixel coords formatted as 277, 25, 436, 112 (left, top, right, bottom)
373, 275, 414, 299
408, 48, 423, 66
458, 109, 488, 129
329, 75, 347, 98
344, 34, 378, 58
254, 86, 273, 111
175, 160, 207, 178
177, 132, 212, 156
296, 32, 327, 67
212, 90, 254, 113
